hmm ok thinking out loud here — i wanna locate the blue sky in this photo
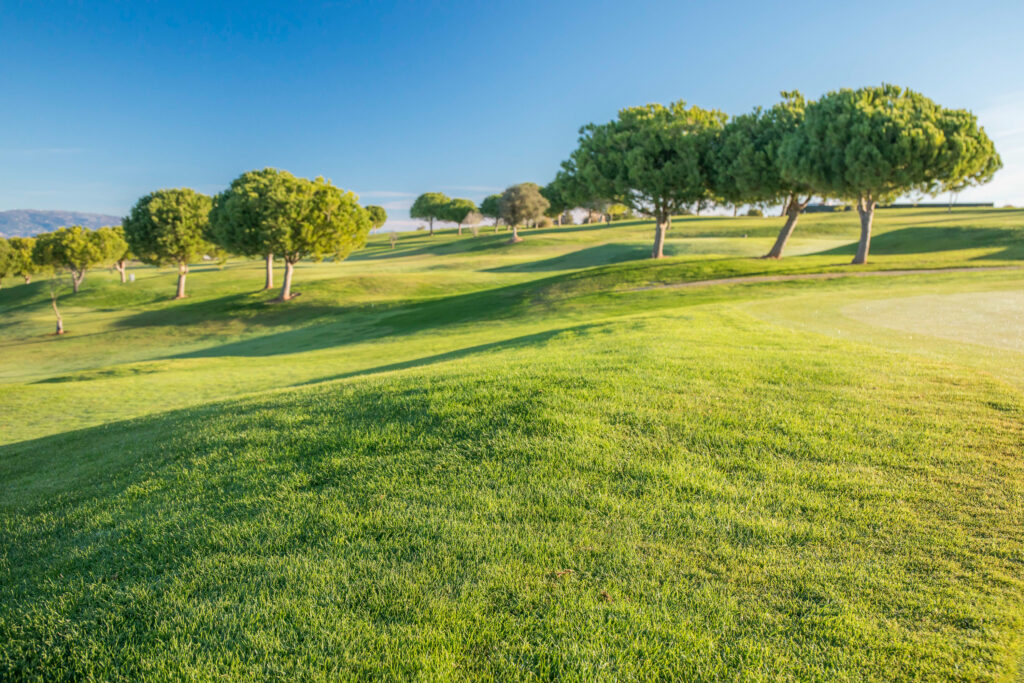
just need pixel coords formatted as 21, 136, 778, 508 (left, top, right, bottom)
2, 0, 1023, 229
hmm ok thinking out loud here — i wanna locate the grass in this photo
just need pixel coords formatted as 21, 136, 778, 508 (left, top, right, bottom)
1, 207, 1023, 680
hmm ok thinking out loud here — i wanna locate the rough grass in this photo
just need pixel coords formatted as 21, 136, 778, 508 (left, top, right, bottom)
1, 208, 1023, 680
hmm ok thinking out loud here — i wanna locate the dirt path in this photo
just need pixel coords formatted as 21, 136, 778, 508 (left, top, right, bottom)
631, 266, 1020, 292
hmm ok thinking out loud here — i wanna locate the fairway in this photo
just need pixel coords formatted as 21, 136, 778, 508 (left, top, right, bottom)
2, 208, 1024, 680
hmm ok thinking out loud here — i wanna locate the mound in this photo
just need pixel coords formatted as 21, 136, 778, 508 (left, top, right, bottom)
3, 310, 1022, 680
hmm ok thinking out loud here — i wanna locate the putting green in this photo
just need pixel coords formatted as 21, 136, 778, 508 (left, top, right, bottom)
842, 290, 1024, 352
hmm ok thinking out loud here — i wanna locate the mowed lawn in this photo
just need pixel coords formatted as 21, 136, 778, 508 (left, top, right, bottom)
1, 208, 1023, 680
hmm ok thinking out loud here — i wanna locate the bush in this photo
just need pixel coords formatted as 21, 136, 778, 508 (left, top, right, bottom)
746, 208, 763, 217
537, 217, 554, 228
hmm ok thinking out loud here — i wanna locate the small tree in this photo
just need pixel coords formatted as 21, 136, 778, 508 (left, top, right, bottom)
0, 238, 11, 289
261, 175, 371, 301
410, 192, 451, 236
780, 85, 1001, 264
93, 226, 131, 283
540, 181, 570, 225
500, 183, 549, 243
465, 211, 483, 237
562, 102, 726, 258
444, 198, 477, 236
31, 237, 78, 334
480, 194, 503, 232
123, 188, 213, 298
389, 231, 398, 249
366, 205, 388, 231
8, 237, 36, 284
32, 226, 107, 294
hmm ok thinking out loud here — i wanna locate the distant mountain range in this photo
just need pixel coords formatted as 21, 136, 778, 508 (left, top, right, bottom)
0, 209, 123, 238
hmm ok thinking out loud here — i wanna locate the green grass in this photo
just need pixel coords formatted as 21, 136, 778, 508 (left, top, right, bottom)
1, 208, 1023, 680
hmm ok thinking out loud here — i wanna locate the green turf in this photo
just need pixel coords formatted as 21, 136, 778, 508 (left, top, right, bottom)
1, 208, 1023, 680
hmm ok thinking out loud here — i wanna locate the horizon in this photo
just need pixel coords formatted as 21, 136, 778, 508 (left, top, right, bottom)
2, 1, 1022, 230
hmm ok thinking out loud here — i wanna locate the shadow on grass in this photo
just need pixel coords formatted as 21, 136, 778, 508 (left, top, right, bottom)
290, 322, 605, 386
816, 226, 1024, 259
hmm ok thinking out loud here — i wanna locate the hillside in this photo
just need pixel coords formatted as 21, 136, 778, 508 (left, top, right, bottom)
1, 207, 1023, 680
0, 209, 122, 238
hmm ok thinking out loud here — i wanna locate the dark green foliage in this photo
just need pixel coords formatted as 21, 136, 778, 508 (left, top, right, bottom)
123, 189, 213, 267
561, 102, 726, 257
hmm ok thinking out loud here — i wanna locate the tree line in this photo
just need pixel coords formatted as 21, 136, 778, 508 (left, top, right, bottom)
555, 84, 1001, 261
0, 169, 388, 333
411, 85, 1000, 262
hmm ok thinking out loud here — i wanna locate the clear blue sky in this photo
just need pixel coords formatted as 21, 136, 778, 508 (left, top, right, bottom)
2, 0, 1023, 228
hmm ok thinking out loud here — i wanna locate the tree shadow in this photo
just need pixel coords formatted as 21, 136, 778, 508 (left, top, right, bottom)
815, 226, 1024, 259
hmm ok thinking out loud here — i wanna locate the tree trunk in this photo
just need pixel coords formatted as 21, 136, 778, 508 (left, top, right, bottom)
175, 262, 188, 299
72, 270, 84, 294
494, 219, 500, 234
763, 195, 808, 259
853, 195, 876, 265
51, 294, 64, 335
457, 223, 462, 236
509, 224, 522, 243
24, 275, 31, 284
652, 213, 669, 259
117, 260, 127, 283
733, 205, 738, 217
264, 253, 274, 290
429, 217, 434, 236
278, 259, 296, 300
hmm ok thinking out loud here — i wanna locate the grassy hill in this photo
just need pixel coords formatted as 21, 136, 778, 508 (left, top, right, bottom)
1, 208, 1023, 679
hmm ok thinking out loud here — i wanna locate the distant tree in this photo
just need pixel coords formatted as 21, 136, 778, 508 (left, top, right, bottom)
480, 194, 503, 232
562, 102, 725, 258
389, 231, 398, 249
711, 92, 815, 259
463, 211, 483, 236
0, 238, 11, 289
94, 226, 131, 283
500, 183, 549, 243
607, 203, 631, 221
366, 205, 388, 231
209, 168, 299, 291
540, 181, 570, 225
444, 198, 477, 235
123, 188, 213, 299
259, 175, 371, 301
410, 192, 451, 236
746, 207, 764, 217
781, 85, 1001, 264
32, 226, 109, 294
8, 237, 36, 284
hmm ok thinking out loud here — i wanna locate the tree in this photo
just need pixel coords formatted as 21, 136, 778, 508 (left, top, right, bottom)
410, 192, 451, 236
93, 226, 131, 283
209, 168, 300, 291
480, 194, 503, 232
607, 203, 632, 221
780, 85, 1001, 264
123, 188, 213, 299
712, 92, 816, 259
540, 181, 571, 225
366, 205, 388, 231
8, 237, 37, 284
562, 102, 726, 258
32, 226, 108, 294
444, 198, 477, 236
258, 175, 371, 301
0, 238, 11, 289
500, 183, 549, 243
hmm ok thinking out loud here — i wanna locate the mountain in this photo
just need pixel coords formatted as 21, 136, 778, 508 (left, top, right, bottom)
0, 209, 123, 238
